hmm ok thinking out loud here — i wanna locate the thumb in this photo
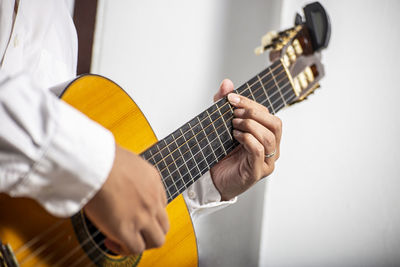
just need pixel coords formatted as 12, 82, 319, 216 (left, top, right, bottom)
214, 79, 234, 102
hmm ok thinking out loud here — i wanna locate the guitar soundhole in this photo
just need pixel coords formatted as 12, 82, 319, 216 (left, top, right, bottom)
71, 211, 142, 267
83, 215, 118, 256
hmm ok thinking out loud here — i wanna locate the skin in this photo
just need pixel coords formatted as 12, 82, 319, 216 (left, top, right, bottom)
83, 79, 282, 255
211, 79, 282, 201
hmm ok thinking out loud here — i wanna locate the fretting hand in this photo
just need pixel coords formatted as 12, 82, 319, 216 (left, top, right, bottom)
210, 79, 282, 200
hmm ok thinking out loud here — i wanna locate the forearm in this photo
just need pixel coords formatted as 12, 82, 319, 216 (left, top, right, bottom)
0, 71, 115, 217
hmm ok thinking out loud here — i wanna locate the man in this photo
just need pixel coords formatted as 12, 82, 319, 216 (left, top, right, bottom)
0, 0, 281, 256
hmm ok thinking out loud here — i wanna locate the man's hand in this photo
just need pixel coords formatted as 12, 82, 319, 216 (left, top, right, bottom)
211, 79, 282, 200
84, 144, 169, 255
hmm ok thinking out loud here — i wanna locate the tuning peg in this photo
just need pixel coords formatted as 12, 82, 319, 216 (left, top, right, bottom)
254, 46, 265, 55
261, 31, 278, 46
254, 31, 279, 56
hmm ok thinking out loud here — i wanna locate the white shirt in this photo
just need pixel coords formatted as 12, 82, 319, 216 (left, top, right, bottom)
0, 0, 235, 220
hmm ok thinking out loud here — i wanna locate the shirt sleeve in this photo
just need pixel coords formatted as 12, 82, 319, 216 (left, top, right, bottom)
183, 171, 237, 221
0, 71, 115, 217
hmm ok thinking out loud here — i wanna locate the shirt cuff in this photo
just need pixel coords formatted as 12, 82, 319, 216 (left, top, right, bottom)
183, 171, 237, 221
18, 100, 115, 217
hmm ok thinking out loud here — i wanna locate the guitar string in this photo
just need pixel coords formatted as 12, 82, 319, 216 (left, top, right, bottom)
43, 228, 103, 266
162, 80, 291, 199
81, 64, 292, 267
38, 82, 296, 267
14, 62, 294, 265
146, 64, 288, 195
69, 237, 107, 267
13, 220, 67, 256
150, 66, 289, 178
18, 229, 68, 265
83, 87, 298, 267
163, 82, 295, 198
144, 61, 285, 164
15, 76, 292, 266
154, 74, 292, 193
163, 81, 294, 197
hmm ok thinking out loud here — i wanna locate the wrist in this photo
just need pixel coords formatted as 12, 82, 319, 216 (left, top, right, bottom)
210, 166, 233, 201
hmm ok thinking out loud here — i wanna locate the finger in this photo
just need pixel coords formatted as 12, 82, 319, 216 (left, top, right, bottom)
234, 108, 282, 145
214, 79, 234, 102
230, 95, 282, 159
104, 238, 123, 255
141, 220, 166, 249
120, 232, 145, 255
232, 118, 276, 163
232, 130, 265, 175
157, 206, 170, 234
159, 183, 168, 206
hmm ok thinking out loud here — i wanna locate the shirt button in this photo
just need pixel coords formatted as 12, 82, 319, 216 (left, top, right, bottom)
188, 190, 196, 200
13, 35, 19, 47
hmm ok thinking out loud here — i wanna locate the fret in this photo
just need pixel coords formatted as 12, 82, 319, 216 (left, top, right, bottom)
196, 116, 216, 163
172, 131, 189, 177
197, 112, 218, 166
271, 67, 287, 106
206, 108, 227, 155
200, 112, 225, 161
189, 120, 209, 171
140, 60, 295, 203
236, 83, 252, 99
260, 74, 284, 114
215, 99, 233, 141
179, 128, 201, 178
146, 147, 172, 199
250, 78, 267, 104
246, 82, 257, 101
163, 139, 185, 190
270, 68, 287, 109
276, 72, 296, 106
219, 108, 234, 135
256, 74, 275, 113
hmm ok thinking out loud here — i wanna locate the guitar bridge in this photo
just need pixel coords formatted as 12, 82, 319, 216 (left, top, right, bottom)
0, 240, 18, 267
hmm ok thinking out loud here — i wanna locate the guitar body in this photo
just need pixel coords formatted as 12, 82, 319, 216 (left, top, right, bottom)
1, 6, 331, 264
0, 75, 198, 266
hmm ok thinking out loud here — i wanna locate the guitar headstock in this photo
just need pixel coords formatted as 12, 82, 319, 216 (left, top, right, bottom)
255, 2, 331, 104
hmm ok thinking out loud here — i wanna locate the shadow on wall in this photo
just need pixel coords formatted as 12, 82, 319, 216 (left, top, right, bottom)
194, 1, 282, 267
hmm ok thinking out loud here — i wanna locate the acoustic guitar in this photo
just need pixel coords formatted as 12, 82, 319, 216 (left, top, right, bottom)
0, 2, 330, 266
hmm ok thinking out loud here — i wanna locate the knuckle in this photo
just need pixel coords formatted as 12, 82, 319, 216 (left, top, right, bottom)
273, 117, 283, 132
155, 235, 166, 248
243, 119, 252, 129
125, 237, 145, 255
133, 242, 145, 254
264, 132, 275, 147
243, 133, 252, 143
255, 144, 265, 157
247, 108, 257, 118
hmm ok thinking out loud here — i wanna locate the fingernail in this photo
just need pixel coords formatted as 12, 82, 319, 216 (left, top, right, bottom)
232, 118, 242, 126
233, 129, 242, 137
228, 93, 240, 105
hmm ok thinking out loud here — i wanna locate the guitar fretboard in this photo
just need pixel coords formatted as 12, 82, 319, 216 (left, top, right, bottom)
141, 60, 296, 203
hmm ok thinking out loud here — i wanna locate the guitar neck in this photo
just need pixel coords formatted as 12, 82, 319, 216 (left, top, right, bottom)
141, 59, 296, 203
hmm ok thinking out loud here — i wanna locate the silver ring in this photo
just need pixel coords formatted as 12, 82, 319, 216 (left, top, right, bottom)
265, 149, 276, 159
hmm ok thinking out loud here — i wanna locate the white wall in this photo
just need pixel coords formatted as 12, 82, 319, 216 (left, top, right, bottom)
260, 1, 400, 266
92, 1, 281, 266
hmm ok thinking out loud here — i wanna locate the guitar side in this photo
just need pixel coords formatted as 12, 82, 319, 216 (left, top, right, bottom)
0, 75, 198, 267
